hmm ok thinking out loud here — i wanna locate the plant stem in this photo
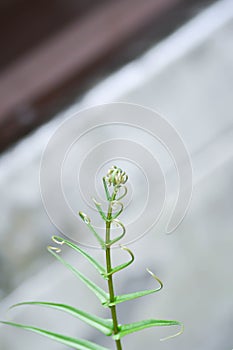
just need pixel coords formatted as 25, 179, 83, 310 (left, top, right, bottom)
105, 199, 122, 350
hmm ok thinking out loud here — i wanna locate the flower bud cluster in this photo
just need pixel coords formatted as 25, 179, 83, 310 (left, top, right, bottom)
105, 165, 128, 186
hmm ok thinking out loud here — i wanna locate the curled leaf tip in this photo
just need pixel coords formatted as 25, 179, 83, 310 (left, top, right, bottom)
104, 245, 135, 278
52, 236, 65, 245
146, 268, 163, 291
160, 322, 184, 341
92, 197, 101, 206
47, 246, 61, 253
115, 185, 127, 201
120, 245, 135, 262
79, 212, 90, 224
105, 219, 126, 247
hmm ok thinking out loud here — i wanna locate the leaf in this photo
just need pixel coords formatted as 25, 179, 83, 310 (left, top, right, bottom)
79, 212, 105, 248
115, 185, 127, 201
113, 319, 183, 340
92, 198, 108, 221
52, 236, 106, 277
47, 247, 109, 305
1, 321, 110, 350
10, 302, 113, 336
109, 201, 123, 220
105, 246, 134, 277
106, 220, 126, 247
102, 177, 111, 201
107, 290, 157, 306
106, 269, 163, 306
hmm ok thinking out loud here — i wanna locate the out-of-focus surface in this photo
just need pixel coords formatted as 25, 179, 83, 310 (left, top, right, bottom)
0, 0, 233, 349
0, 0, 215, 152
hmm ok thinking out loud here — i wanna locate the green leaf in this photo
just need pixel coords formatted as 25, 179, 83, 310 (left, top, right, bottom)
52, 236, 106, 277
79, 212, 105, 248
47, 247, 109, 305
115, 185, 127, 201
1, 321, 110, 350
93, 198, 123, 222
92, 198, 108, 221
107, 289, 157, 306
106, 269, 163, 306
106, 220, 126, 247
10, 302, 113, 336
109, 201, 123, 220
114, 319, 183, 340
105, 246, 134, 277
102, 177, 111, 201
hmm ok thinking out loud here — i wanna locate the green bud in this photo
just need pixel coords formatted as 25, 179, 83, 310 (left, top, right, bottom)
105, 166, 128, 186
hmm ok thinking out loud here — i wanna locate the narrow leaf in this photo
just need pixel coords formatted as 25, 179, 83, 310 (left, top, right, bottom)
106, 269, 163, 306
115, 185, 127, 201
102, 177, 111, 201
105, 246, 134, 277
10, 302, 113, 336
92, 198, 108, 221
109, 201, 123, 220
1, 321, 110, 350
114, 319, 183, 340
107, 290, 157, 306
47, 247, 109, 305
52, 236, 106, 277
79, 212, 105, 248
106, 220, 126, 247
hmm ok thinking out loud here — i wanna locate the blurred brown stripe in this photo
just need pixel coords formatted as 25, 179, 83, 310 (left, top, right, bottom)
0, 0, 180, 151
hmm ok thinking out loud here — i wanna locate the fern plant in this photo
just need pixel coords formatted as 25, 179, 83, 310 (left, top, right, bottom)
1, 165, 183, 349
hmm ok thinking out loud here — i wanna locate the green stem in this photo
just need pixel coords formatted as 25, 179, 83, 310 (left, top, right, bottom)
105, 196, 123, 350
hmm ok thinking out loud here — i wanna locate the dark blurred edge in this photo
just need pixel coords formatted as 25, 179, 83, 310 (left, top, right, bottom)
0, 0, 215, 153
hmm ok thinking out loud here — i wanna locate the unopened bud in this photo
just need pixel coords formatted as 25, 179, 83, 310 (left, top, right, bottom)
105, 165, 128, 186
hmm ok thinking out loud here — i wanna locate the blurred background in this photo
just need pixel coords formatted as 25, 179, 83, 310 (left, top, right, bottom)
0, 0, 233, 349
